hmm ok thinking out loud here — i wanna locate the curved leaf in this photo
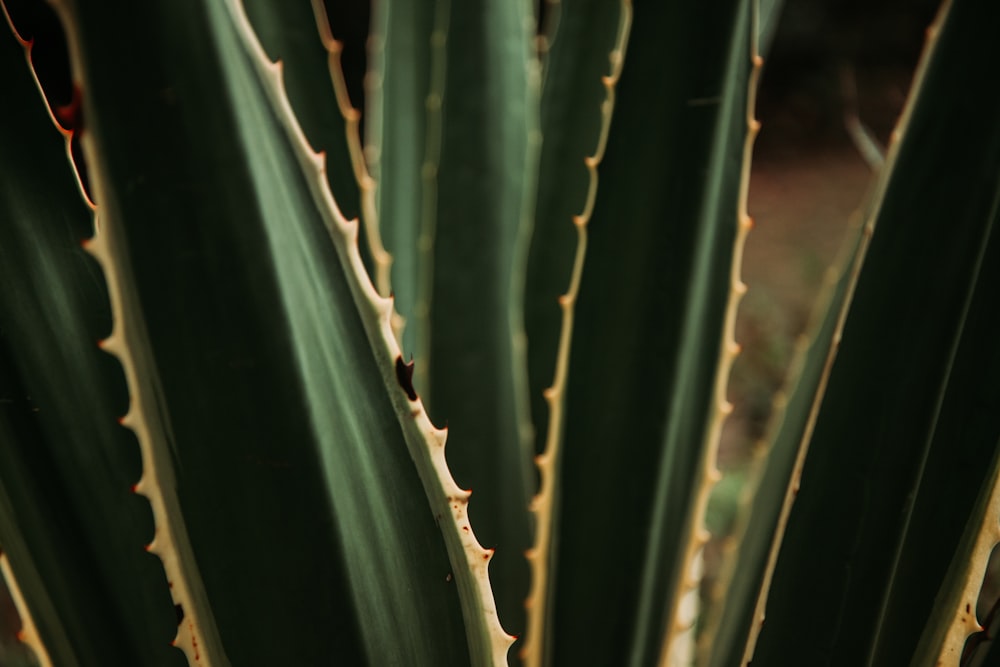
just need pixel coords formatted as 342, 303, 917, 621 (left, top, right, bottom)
0, 16, 184, 666
543, 0, 756, 663
371, 0, 542, 643
45, 0, 511, 662
751, 0, 1000, 662
521, 1, 631, 663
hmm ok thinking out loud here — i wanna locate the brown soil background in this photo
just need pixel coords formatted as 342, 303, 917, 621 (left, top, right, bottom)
722, 0, 939, 466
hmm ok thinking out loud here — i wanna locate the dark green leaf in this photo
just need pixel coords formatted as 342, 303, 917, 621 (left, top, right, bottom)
54, 0, 484, 662
752, 0, 1000, 663
0, 18, 183, 666
372, 0, 541, 644
546, 0, 755, 664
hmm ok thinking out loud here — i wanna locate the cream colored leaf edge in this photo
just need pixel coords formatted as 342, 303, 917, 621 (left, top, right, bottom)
0, 553, 53, 667
654, 5, 761, 666
358, 0, 451, 396
693, 108, 874, 667
308, 0, 392, 300
13, 1, 229, 664
1, 4, 90, 206
736, 1, 954, 664
934, 451, 1000, 664
352, 0, 447, 349
521, 4, 632, 666
411, 0, 450, 401
227, 1, 513, 664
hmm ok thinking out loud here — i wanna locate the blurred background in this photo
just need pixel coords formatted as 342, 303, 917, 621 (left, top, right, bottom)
722, 0, 940, 469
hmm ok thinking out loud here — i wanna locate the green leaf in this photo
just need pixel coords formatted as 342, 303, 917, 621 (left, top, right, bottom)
756, 0, 785, 56
241, 0, 362, 224
699, 156, 892, 665
0, 18, 183, 666
367, 0, 437, 310
526, 0, 627, 472
700, 205, 870, 667
371, 0, 541, 643
522, 0, 631, 663
750, 0, 1000, 662
0, 556, 42, 667
46, 0, 511, 663
242, 0, 390, 286
542, 0, 756, 663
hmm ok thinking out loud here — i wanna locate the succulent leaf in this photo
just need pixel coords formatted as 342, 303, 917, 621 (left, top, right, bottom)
749, 0, 1000, 663
3, 0, 998, 665
522, 1, 632, 664
371, 0, 542, 645
536, 0, 757, 663
10, 0, 513, 663
0, 14, 186, 665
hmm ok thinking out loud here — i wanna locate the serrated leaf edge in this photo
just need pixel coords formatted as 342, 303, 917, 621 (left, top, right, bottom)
409, 0, 450, 399
656, 7, 760, 667
934, 448, 1000, 664
308, 0, 392, 299
736, 1, 954, 663
520, 4, 632, 666
8, 2, 227, 664
227, 1, 514, 663
694, 131, 869, 667
0, 553, 53, 667
1, 4, 92, 209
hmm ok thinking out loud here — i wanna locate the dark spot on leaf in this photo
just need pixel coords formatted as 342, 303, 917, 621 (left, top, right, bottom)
395, 356, 417, 401
174, 603, 184, 625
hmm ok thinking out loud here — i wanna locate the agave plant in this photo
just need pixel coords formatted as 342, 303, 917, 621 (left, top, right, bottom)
1, 0, 998, 664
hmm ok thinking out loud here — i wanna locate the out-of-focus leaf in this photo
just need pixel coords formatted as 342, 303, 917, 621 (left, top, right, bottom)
47, 0, 502, 662
242, 0, 361, 223
0, 18, 184, 666
543, 0, 755, 664
371, 0, 541, 643
751, 0, 1000, 663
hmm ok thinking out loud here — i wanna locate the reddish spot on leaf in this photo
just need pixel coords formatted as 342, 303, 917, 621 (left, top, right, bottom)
190, 621, 200, 660
54, 84, 84, 132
